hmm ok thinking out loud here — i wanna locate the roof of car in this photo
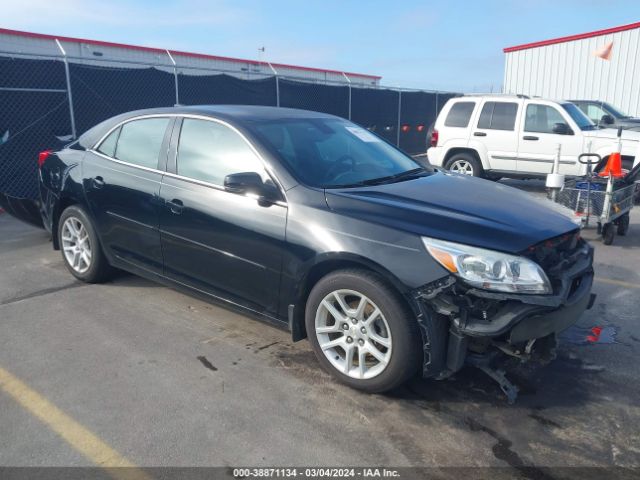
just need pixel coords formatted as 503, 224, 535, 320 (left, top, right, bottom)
127, 105, 338, 122
77, 105, 340, 149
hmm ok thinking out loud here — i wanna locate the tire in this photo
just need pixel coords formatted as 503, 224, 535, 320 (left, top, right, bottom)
617, 214, 630, 236
58, 205, 113, 283
305, 269, 422, 393
445, 152, 483, 178
602, 223, 615, 245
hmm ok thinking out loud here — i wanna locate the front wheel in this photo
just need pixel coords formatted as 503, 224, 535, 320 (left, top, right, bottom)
305, 269, 422, 393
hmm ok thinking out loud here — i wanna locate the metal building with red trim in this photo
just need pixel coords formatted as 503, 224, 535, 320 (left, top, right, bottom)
503, 21, 640, 116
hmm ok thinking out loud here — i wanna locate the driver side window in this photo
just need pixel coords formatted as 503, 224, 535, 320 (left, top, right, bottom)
524, 104, 566, 134
177, 118, 268, 186
585, 104, 607, 123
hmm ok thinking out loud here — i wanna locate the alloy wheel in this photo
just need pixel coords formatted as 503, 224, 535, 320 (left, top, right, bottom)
449, 159, 474, 175
61, 216, 92, 274
315, 289, 392, 379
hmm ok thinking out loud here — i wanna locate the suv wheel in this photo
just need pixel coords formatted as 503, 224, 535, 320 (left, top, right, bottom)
305, 269, 421, 393
445, 153, 483, 177
58, 205, 113, 283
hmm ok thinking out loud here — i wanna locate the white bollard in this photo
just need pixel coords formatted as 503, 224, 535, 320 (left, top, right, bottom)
546, 144, 565, 202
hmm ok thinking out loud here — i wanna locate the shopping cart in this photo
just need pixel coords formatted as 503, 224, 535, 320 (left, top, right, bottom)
555, 153, 636, 245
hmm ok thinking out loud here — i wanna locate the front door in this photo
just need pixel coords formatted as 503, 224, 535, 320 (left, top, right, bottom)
84, 116, 173, 273
159, 117, 287, 316
517, 103, 583, 175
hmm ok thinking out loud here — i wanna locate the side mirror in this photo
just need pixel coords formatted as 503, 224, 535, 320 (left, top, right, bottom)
223, 172, 279, 201
600, 114, 615, 125
552, 122, 572, 135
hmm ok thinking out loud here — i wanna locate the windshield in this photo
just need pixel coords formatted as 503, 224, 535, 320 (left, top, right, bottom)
248, 118, 425, 188
603, 102, 629, 119
561, 103, 598, 131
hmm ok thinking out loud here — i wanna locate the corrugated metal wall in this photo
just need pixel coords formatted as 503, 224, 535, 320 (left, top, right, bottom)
503, 26, 640, 116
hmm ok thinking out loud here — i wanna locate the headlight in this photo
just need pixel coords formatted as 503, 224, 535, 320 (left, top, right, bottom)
422, 237, 551, 294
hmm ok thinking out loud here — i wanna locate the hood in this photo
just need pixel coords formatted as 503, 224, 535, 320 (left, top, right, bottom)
583, 128, 640, 142
325, 172, 579, 254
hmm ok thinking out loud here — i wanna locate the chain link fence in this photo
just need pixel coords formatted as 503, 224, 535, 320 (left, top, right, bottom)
0, 49, 458, 200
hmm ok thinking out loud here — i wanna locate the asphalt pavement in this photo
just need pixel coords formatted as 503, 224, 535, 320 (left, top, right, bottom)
0, 183, 639, 477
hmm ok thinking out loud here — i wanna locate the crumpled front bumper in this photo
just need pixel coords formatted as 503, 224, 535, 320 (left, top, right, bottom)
414, 241, 595, 378
455, 246, 595, 342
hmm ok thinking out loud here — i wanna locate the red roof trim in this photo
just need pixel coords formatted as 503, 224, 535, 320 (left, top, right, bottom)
503, 21, 640, 53
0, 27, 382, 80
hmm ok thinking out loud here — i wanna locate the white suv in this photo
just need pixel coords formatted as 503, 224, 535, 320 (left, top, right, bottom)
427, 95, 640, 178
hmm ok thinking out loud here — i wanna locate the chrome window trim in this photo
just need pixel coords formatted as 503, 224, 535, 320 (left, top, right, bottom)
89, 112, 288, 205
89, 149, 166, 175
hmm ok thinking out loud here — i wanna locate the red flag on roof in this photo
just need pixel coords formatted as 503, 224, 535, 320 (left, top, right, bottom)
593, 41, 613, 60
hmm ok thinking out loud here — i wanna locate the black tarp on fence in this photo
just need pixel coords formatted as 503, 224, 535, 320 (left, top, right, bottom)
0, 57, 456, 200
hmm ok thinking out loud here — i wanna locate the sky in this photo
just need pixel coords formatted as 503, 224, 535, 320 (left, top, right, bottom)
2, 0, 639, 92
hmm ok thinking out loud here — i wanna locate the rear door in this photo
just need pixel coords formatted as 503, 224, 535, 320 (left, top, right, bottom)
471, 100, 520, 172
517, 102, 583, 175
84, 116, 173, 274
159, 116, 287, 316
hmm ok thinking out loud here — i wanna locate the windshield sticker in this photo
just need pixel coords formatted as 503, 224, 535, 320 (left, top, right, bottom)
345, 126, 381, 142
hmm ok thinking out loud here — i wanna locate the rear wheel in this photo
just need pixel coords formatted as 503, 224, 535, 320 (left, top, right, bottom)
617, 213, 630, 236
445, 153, 483, 178
305, 269, 422, 393
602, 223, 615, 245
58, 205, 113, 283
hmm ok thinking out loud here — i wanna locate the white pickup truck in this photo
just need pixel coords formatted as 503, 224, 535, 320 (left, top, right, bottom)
427, 94, 640, 178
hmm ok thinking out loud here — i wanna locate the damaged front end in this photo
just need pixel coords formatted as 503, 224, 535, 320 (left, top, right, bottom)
414, 231, 595, 403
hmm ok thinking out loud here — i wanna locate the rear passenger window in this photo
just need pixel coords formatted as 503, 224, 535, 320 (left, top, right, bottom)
97, 127, 120, 157
444, 102, 475, 128
176, 118, 267, 186
477, 102, 518, 130
114, 118, 170, 169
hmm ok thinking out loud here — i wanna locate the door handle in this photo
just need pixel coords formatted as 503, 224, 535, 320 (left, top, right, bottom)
523, 136, 539, 141
92, 176, 105, 188
473, 132, 487, 137
167, 198, 183, 214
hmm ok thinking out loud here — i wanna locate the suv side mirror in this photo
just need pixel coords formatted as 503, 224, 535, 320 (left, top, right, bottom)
552, 122, 572, 135
224, 172, 280, 201
600, 114, 615, 125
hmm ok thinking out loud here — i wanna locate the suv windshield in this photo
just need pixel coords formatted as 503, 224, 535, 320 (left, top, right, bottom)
603, 102, 630, 119
249, 118, 426, 188
561, 103, 598, 131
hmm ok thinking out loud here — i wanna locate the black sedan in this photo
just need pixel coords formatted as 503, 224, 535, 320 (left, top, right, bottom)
38, 105, 595, 395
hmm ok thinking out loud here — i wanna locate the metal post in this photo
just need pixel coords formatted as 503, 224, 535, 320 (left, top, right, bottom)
166, 49, 179, 106
268, 62, 279, 107
342, 72, 352, 120
55, 39, 77, 140
396, 90, 402, 147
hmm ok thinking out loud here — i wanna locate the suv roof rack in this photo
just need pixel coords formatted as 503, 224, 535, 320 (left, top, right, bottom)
463, 93, 530, 99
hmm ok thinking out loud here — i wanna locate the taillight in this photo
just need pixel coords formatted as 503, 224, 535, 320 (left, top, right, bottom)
430, 129, 439, 148
416, 124, 425, 132
401, 124, 410, 133
38, 150, 52, 169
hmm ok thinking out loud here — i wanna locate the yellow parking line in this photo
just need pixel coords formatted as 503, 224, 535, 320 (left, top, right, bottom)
0, 365, 150, 479
595, 277, 640, 290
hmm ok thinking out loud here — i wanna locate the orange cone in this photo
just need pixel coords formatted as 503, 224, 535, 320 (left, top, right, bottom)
599, 152, 624, 178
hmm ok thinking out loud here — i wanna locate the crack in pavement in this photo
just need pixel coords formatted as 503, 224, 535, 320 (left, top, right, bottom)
0, 282, 86, 307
